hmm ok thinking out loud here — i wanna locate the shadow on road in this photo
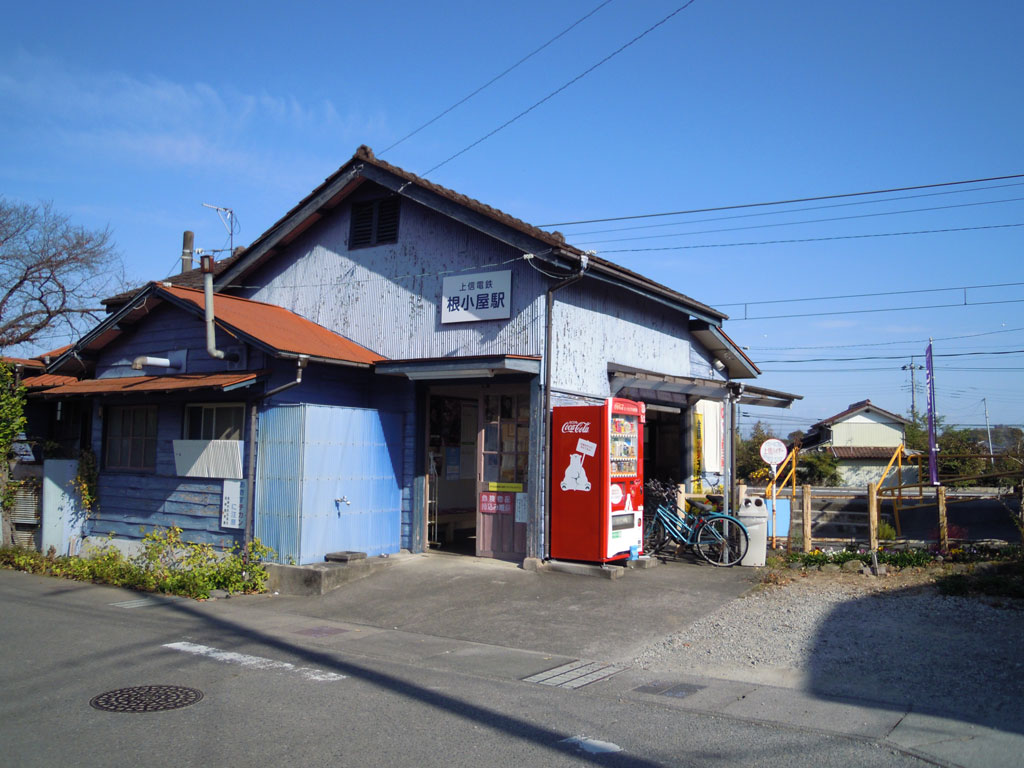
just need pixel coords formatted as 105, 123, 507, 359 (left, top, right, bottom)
159, 597, 664, 768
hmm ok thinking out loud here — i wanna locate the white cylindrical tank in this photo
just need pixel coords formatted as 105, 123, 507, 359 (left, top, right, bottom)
738, 496, 768, 567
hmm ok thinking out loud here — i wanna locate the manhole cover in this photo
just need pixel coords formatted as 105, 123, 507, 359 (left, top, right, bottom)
90, 685, 203, 713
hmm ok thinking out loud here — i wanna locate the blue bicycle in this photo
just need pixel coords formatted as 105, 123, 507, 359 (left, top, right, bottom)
644, 483, 749, 567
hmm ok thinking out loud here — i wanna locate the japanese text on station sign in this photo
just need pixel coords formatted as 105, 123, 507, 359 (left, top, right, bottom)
441, 270, 511, 323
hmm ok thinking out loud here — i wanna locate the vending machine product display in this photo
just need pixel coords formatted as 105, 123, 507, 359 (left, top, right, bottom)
550, 398, 645, 562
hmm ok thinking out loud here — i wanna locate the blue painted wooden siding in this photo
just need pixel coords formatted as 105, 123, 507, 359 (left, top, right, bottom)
88, 474, 239, 549
95, 303, 264, 378
85, 392, 247, 548
239, 198, 548, 361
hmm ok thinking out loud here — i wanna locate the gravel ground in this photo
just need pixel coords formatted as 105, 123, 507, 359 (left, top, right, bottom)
633, 568, 1024, 730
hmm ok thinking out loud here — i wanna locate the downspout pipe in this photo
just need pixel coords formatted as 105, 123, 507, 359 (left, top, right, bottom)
541, 253, 590, 560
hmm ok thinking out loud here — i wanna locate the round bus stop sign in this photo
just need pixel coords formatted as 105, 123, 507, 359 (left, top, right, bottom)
759, 438, 787, 467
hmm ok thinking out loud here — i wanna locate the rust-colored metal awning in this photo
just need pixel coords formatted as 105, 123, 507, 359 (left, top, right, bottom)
41, 371, 268, 397
20, 374, 79, 390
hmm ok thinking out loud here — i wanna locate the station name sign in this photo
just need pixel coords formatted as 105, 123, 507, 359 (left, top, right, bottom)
441, 270, 511, 324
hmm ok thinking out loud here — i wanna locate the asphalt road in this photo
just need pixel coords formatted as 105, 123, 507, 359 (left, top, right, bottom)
0, 569, 928, 768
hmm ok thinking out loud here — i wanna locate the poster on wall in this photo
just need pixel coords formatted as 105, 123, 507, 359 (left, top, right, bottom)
441, 270, 511, 323
221, 479, 242, 529
480, 491, 514, 514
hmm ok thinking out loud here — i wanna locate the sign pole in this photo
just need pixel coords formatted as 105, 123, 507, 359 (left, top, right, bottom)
759, 438, 788, 551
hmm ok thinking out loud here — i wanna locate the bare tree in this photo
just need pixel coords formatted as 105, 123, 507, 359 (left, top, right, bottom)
0, 198, 123, 353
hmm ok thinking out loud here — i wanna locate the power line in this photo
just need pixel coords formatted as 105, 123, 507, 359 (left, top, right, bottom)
746, 326, 1024, 352
598, 221, 1024, 253
563, 181, 1024, 237
420, 1, 698, 177
573, 195, 1024, 246
539, 172, 1024, 228
380, 0, 614, 155
715, 281, 1024, 310
756, 349, 1024, 364
727, 298, 1024, 322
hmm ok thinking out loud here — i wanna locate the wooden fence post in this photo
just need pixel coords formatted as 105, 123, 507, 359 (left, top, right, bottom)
867, 483, 879, 552
802, 484, 812, 553
937, 486, 948, 552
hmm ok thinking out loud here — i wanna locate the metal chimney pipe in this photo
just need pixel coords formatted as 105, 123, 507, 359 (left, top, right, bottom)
202, 254, 226, 360
181, 230, 195, 273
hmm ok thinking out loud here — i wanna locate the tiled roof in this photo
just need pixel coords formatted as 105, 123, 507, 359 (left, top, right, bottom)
156, 284, 383, 364
41, 371, 267, 397
813, 399, 910, 427
1, 356, 45, 370
830, 446, 907, 460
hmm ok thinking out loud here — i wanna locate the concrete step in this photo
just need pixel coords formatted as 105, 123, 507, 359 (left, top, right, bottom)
265, 555, 394, 596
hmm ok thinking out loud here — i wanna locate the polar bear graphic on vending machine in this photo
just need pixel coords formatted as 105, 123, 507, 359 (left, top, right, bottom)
560, 453, 591, 492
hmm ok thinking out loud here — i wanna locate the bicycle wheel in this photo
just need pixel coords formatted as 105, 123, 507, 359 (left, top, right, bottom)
644, 518, 670, 555
693, 516, 748, 567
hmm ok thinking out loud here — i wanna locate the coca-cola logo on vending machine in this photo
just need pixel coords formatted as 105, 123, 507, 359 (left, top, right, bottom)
561, 421, 591, 434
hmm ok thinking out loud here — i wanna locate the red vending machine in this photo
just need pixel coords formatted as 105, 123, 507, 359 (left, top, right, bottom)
550, 397, 645, 562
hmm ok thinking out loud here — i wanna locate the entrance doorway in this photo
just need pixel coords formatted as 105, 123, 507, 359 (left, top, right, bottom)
427, 395, 478, 554
425, 385, 531, 560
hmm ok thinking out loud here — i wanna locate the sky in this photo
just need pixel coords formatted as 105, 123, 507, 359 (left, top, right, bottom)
2, 0, 1021, 435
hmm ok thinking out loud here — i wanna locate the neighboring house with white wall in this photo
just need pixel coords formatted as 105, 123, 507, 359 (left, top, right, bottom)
800, 400, 912, 487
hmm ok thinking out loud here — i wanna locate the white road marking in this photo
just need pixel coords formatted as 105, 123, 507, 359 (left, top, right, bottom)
560, 736, 622, 754
111, 595, 185, 609
163, 642, 345, 681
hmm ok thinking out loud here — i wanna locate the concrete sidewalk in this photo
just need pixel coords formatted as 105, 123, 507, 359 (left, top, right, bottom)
217, 552, 1020, 768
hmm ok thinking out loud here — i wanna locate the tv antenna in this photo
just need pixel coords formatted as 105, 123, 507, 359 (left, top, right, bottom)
201, 203, 238, 257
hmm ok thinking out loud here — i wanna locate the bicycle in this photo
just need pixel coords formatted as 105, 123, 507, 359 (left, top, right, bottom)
643, 481, 749, 567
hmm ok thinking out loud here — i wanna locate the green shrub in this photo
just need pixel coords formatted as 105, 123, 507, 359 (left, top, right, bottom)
0, 527, 274, 599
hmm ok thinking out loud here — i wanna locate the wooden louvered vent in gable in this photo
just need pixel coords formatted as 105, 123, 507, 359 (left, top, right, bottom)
350, 197, 400, 248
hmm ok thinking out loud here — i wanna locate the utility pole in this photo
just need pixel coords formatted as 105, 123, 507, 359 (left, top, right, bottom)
983, 397, 995, 466
902, 357, 925, 419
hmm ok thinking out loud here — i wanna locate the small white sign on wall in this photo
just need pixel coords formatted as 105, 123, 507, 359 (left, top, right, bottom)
515, 492, 528, 523
221, 479, 243, 529
441, 270, 511, 323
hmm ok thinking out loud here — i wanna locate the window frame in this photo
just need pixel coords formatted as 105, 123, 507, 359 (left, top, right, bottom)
104, 404, 159, 472
183, 402, 245, 441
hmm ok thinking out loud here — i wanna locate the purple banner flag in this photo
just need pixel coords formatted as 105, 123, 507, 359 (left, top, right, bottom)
925, 340, 938, 485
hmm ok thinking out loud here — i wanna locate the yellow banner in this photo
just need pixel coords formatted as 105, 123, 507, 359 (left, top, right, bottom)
692, 413, 704, 493
488, 482, 523, 492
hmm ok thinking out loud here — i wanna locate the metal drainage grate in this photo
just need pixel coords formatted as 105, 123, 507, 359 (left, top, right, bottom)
90, 685, 204, 713
523, 661, 621, 689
